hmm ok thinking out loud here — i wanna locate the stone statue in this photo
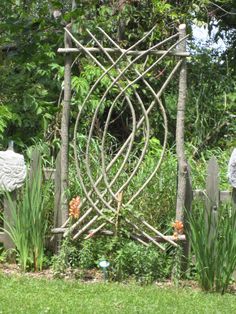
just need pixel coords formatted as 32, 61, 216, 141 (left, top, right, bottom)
228, 148, 236, 188
0, 141, 27, 192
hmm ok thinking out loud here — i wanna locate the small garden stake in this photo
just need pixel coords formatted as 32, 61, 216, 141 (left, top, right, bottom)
115, 191, 123, 237
99, 260, 110, 281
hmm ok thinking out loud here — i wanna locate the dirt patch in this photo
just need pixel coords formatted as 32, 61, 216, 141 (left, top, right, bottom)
0, 263, 54, 280
0, 263, 103, 282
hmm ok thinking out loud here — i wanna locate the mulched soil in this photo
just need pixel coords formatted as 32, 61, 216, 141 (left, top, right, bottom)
0, 263, 103, 282
0, 263, 235, 294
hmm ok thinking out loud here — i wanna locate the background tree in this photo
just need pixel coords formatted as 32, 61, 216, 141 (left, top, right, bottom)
0, 0, 235, 156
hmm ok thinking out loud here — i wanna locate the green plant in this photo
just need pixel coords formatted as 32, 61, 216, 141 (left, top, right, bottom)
78, 238, 98, 270
63, 235, 173, 284
187, 204, 236, 293
171, 245, 184, 287
94, 238, 172, 284
0, 246, 7, 264
52, 234, 80, 278
1, 154, 49, 272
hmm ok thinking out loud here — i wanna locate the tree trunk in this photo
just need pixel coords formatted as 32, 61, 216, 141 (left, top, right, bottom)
60, 1, 77, 226
176, 24, 187, 222
60, 26, 72, 225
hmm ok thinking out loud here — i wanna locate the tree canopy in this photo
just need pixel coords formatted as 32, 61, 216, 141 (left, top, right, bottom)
0, 0, 235, 155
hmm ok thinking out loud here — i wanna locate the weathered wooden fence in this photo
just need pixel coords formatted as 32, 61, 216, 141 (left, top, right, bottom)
193, 156, 236, 209
1, 153, 235, 253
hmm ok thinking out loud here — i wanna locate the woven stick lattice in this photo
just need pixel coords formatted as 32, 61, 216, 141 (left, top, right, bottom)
58, 26, 189, 249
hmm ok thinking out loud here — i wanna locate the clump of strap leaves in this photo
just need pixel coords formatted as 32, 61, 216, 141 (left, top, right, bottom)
1, 151, 49, 271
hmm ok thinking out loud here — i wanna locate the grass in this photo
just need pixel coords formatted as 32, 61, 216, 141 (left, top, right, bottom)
0, 275, 235, 313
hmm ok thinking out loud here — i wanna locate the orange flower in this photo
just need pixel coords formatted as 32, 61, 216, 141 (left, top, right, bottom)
172, 220, 184, 239
69, 196, 80, 219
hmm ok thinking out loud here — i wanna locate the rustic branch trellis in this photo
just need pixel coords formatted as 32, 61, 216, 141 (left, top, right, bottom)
55, 24, 190, 250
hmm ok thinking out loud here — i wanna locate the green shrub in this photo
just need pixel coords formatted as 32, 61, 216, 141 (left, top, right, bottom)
77, 237, 172, 283
111, 240, 172, 284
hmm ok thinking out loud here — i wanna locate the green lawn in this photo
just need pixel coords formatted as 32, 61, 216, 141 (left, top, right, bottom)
0, 275, 235, 314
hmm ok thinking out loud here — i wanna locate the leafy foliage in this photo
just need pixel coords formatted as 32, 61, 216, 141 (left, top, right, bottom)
52, 235, 173, 283
0, 0, 235, 152
1, 152, 49, 271
52, 233, 80, 278
187, 204, 236, 293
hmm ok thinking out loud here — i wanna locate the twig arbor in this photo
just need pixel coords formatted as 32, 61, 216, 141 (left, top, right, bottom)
54, 24, 189, 250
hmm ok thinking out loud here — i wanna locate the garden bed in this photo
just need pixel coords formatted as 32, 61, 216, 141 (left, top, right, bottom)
0, 263, 235, 293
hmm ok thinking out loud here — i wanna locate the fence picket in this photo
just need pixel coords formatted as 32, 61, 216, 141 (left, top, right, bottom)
232, 188, 236, 209
52, 151, 62, 253
182, 162, 193, 271
205, 156, 219, 247
3, 191, 16, 249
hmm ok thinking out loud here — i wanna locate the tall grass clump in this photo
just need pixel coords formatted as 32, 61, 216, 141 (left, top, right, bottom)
187, 204, 236, 293
2, 153, 49, 272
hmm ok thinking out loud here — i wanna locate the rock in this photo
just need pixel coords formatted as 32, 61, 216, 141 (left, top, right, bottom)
0, 150, 26, 192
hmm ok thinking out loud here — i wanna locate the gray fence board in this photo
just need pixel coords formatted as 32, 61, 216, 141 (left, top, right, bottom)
3, 191, 16, 249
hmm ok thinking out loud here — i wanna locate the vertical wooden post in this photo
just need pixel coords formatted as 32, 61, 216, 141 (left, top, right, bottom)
182, 163, 193, 272
29, 148, 41, 185
60, 26, 72, 226
232, 187, 236, 281
232, 188, 236, 210
60, 1, 77, 228
53, 151, 62, 253
205, 156, 219, 243
176, 24, 188, 222
0, 195, 4, 244
3, 191, 16, 250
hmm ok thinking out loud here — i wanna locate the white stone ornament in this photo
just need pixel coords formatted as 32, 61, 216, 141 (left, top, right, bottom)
228, 148, 236, 188
0, 143, 27, 192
